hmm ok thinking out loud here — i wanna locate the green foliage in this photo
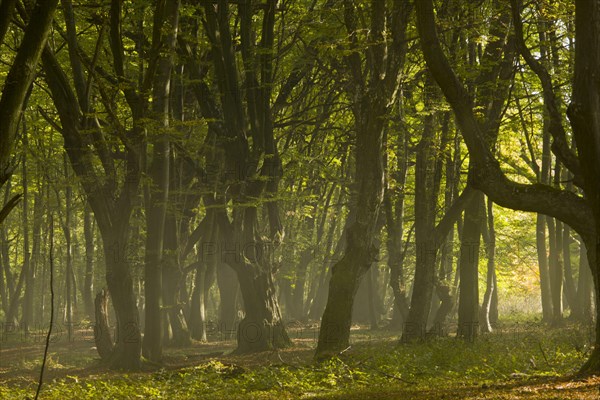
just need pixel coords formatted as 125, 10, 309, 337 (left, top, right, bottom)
0, 324, 592, 399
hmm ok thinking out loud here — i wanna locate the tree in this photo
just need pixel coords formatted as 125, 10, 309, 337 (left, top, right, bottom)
315, 0, 411, 357
0, 0, 59, 225
191, 0, 294, 353
415, 0, 600, 374
41, 0, 182, 370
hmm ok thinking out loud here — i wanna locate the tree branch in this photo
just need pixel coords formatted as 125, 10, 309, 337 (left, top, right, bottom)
415, 0, 594, 238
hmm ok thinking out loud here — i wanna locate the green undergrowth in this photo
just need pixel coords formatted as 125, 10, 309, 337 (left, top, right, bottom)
0, 323, 595, 399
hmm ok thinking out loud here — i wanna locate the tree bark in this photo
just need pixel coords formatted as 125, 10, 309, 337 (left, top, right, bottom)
21, 132, 33, 336
562, 219, 578, 315
216, 260, 239, 338
63, 154, 75, 341
536, 214, 553, 321
83, 206, 95, 320
94, 289, 114, 360
456, 191, 484, 341
402, 82, 439, 341
573, 240, 592, 322
103, 236, 142, 370
547, 215, 564, 325
480, 197, 496, 333
142, 0, 180, 362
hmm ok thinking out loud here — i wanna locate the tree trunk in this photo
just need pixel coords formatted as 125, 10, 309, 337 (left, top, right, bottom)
384, 110, 409, 329
315, 98, 387, 356
190, 261, 208, 342
574, 240, 592, 322
315, 239, 375, 357
216, 260, 239, 338
0, 0, 59, 208
83, 205, 95, 320
141, 118, 168, 361
141, 0, 179, 362
94, 289, 114, 360
547, 215, 564, 325
456, 190, 484, 341
578, 236, 600, 373
291, 246, 313, 321
308, 189, 345, 321
367, 264, 381, 329
0, 184, 14, 306
402, 81, 439, 341
490, 273, 499, 324
233, 263, 290, 353
480, 197, 496, 333
162, 254, 191, 347
21, 135, 33, 336
414, 0, 600, 374
63, 154, 75, 341
562, 223, 578, 315
536, 214, 553, 320
102, 235, 142, 370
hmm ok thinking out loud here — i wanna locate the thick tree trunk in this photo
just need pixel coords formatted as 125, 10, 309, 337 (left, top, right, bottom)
233, 264, 290, 353
216, 261, 239, 338
102, 237, 142, 370
315, 237, 374, 357
315, 107, 386, 356
578, 236, 600, 373
456, 191, 483, 341
352, 274, 369, 325
94, 289, 114, 360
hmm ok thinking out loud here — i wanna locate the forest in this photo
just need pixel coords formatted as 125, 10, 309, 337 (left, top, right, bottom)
0, 0, 600, 398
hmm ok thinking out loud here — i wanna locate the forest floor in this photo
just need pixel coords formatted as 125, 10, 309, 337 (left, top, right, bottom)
0, 320, 599, 399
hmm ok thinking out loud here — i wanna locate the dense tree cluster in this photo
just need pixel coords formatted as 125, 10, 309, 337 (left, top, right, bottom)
0, 0, 598, 375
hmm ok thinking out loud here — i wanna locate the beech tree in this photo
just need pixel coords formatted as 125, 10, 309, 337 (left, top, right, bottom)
315, 0, 412, 357
415, 0, 600, 374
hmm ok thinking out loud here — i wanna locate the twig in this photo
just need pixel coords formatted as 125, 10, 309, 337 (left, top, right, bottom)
35, 214, 54, 400
373, 369, 418, 385
538, 341, 551, 366
275, 351, 300, 370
